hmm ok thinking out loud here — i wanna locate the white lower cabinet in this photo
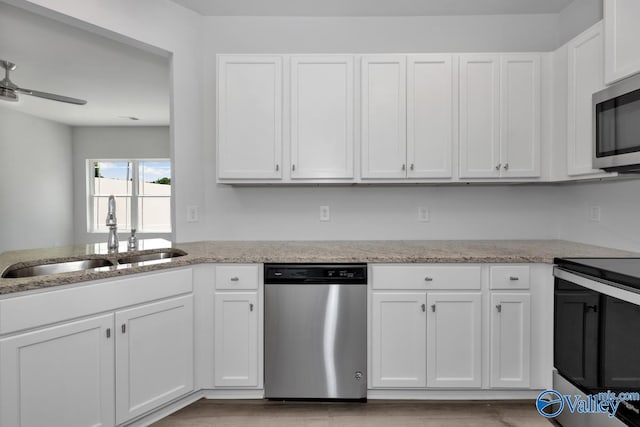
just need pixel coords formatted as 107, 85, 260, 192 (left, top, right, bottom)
426, 292, 482, 388
371, 292, 427, 387
115, 295, 194, 424
0, 269, 195, 427
214, 292, 259, 387
0, 315, 115, 427
490, 293, 531, 388
369, 263, 543, 393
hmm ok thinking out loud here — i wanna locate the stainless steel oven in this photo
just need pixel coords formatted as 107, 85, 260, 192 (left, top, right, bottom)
593, 73, 640, 172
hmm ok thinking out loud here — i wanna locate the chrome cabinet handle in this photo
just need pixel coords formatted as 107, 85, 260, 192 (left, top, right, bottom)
250, 303, 254, 312
230, 277, 239, 282
421, 303, 426, 312
275, 164, 279, 171
496, 304, 502, 313
424, 277, 433, 282
121, 324, 126, 334
292, 164, 296, 171
503, 163, 509, 171
431, 304, 436, 312
402, 164, 406, 171
509, 276, 519, 281
106, 328, 111, 339
495, 163, 501, 170
410, 164, 414, 171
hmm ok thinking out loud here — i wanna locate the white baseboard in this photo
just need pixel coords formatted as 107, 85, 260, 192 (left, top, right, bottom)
367, 389, 542, 400
202, 389, 265, 399
122, 391, 203, 427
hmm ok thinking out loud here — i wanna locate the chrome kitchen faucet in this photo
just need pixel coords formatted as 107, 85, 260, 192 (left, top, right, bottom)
106, 195, 118, 252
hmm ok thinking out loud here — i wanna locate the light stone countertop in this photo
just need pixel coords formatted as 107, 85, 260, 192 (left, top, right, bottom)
0, 239, 638, 296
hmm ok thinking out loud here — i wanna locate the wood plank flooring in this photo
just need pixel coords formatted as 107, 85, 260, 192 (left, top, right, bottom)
151, 399, 555, 426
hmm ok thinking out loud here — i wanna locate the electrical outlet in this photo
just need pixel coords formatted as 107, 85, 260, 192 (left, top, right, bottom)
187, 205, 199, 223
320, 206, 331, 222
588, 205, 601, 222
418, 206, 430, 222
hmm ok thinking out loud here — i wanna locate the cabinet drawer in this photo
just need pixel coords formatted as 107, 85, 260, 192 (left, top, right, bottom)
490, 265, 530, 290
372, 265, 481, 290
215, 265, 260, 290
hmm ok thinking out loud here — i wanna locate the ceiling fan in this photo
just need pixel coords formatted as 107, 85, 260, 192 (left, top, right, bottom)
0, 59, 87, 105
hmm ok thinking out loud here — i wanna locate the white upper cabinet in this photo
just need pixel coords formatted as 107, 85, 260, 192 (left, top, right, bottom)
460, 54, 541, 179
567, 23, 606, 176
361, 55, 407, 179
500, 54, 541, 178
604, 0, 640, 84
217, 56, 283, 179
361, 54, 455, 180
290, 56, 355, 179
407, 55, 455, 178
459, 55, 501, 178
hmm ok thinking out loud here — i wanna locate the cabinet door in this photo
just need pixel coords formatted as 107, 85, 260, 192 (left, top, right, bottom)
0, 315, 114, 427
371, 292, 427, 388
554, 289, 599, 388
361, 55, 407, 179
500, 55, 540, 178
407, 55, 455, 178
490, 293, 531, 388
426, 292, 482, 388
604, 0, 640, 84
291, 56, 354, 179
115, 295, 194, 424
459, 55, 501, 178
567, 23, 606, 176
217, 56, 283, 179
214, 292, 259, 387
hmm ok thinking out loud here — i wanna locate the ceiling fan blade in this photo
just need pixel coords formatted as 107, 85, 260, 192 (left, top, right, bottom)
16, 87, 87, 105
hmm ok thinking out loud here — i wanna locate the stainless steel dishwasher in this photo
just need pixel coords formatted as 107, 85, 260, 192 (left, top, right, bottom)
264, 264, 367, 400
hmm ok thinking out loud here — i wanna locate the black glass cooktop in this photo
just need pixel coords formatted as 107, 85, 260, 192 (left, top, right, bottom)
555, 257, 640, 290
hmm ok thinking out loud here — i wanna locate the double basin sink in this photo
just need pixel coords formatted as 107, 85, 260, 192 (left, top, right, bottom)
1, 249, 187, 279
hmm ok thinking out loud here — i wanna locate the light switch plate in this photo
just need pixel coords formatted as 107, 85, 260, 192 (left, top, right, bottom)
588, 205, 601, 222
187, 205, 199, 223
418, 206, 430, 222
320, 206, 331, 222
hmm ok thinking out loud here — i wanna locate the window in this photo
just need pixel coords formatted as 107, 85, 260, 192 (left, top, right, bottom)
88, 160, 171, 233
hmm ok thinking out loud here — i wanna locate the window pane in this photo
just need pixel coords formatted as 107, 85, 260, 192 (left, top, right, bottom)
92, 196, 132, 232
93, 161, 132, 196
139, 161, 171, 196
138, 197, 171, 232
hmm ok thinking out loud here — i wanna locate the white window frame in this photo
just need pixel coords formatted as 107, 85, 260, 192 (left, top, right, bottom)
87, 159, 171, 233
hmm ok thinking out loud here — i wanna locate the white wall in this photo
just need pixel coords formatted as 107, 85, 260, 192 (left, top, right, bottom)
5, 1, 632, 248
556, 179, 640, 252
557, 0, 603, 46
201, 15, 567, 241
6, 0, 205, 244
0, 107, 74, 252
72, 126, 170, 244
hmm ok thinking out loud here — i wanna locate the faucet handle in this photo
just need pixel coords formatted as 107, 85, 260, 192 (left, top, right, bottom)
128, 228, 138, 250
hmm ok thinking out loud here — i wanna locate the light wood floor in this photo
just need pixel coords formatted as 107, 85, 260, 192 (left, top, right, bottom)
151, 399, 555, 426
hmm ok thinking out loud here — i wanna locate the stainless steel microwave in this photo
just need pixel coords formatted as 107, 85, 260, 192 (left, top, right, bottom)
593, 72, 640, 172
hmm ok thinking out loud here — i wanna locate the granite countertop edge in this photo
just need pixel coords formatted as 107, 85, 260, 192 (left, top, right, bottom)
0, 239, 637, 296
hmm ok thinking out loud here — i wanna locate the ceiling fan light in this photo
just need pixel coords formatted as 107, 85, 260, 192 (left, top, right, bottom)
0, 88, 18, 102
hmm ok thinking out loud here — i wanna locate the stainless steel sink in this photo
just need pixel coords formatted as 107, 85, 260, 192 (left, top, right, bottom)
116, 249, 187, 265
1, 258, 114, 278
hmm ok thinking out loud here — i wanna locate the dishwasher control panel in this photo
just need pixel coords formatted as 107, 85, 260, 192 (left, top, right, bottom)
264, 264, 367, 284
